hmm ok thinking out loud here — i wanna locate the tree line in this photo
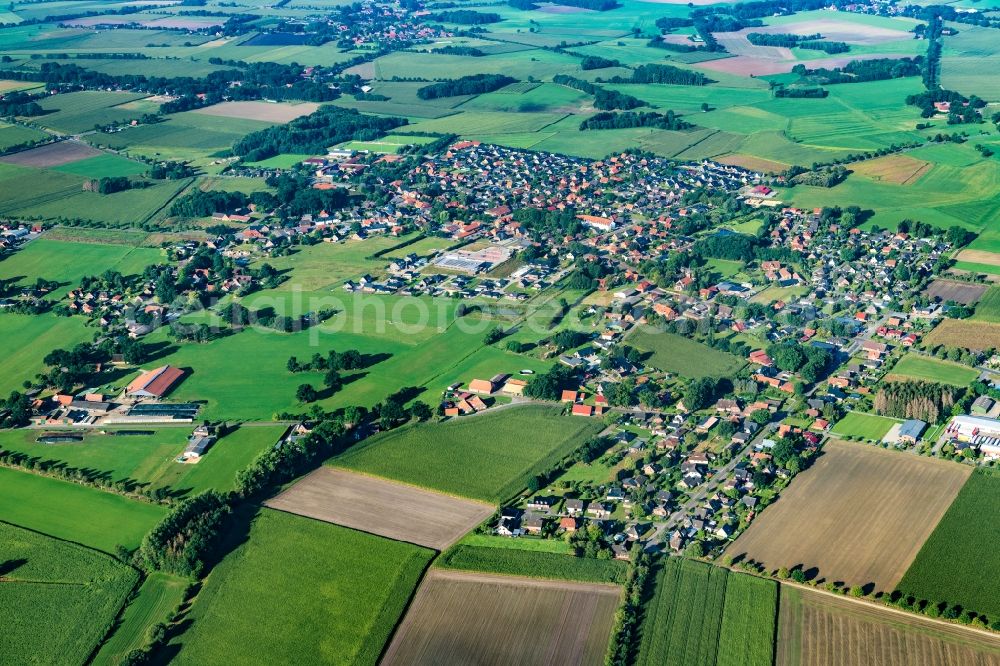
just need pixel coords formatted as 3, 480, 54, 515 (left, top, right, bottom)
579, 110, 692, 131
416, 74, 516, 100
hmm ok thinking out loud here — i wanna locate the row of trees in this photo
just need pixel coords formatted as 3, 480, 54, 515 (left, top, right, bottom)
552, 75, 645, 110
792, 56, 922, 85
579, 110, 691, 131
606, 63, 709, 86
416, 74, 516, 100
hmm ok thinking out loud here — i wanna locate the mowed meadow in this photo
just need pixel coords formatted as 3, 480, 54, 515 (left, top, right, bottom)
335, 405, 604, 503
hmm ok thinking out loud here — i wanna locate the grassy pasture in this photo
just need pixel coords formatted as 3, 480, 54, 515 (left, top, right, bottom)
51, 153, 148, 177
885, 354, 980, 387
383, 569, 620, 666
171, 508, 433, 666
0, 162, 190, 225
335, 404, 604, 503
92, 572, 188, 666
629, 328, 745, 379
0, 467, 166, 553
0, 425, 287, 498
0, 237, 162, 298
0, 522, 140, 666
0, 312, 92, 393
31, 90, 150, 134
0, 121, 47, 150
89, 113, 272, 166
898, 469, 1000, 622
727, 441, 971, 591
830, 411, 899, 440
777, 584, 1000, 666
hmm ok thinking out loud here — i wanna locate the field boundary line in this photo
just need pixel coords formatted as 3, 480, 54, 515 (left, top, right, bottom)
721, 566, 1000, 645
322, 464, 496, 507
425, 567, 624, 593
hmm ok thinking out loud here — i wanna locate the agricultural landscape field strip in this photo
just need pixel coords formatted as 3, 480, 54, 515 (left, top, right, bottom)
897, 469, 1000, 622
0, 522, 141, 665
777, 585, 1000, 666
382, 569, 620, 666
886, 354, 981, 387
170, 508, 433, 666
265, 467, 495, 550
727, 441, 970, 590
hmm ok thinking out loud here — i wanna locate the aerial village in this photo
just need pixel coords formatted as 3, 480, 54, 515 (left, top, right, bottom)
2, 138, 998, 559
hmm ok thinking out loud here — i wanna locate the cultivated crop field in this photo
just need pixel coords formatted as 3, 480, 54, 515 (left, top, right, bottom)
335, 404, 604, 503
265, 467, 495, 550
777, 585, 1000, 666
972, 286, 1000, 323
437, 544, 629, 584
925, 319, 1000, 351
636, 558, 778, 666
91, 572, 188, 666
171, 509, 433, 666
382, 569, 620, 666
884, 354, 980, 387
851, 154, 931, 185
897, 469, 1000, 623
0, 140, 101, 167
924, 279, 990, 305
727, 441, 971, 591
192, 100, 319, 123
0, 522, 140, 666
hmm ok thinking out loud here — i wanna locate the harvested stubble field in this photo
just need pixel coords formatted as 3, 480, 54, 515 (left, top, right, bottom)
924, 279, 989, 305
956, 249, 1000, 267
265, 467, 494, 550
852, 154, 931, 185
192, 100, 319, 123
898, 469, 1000, 623
777, 585, 1000, 666
727, 441, 971, 591
0, 140, 101, 167
925, 319, 1000, 351
381, 569, 620, 666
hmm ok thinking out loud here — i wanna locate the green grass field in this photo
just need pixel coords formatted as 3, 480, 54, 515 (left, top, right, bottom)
0, 237, 163, 298
886, 354, 980, 387
0, 467, 166, 553
716, 573, 778, 666
629, 329, 745, 379
898, 469, 1000, 621
32, 90, 151, 134
92, 572, 188, 666
170, 509, 433, 666
52, 153, 148, 178
0, 312, 92, 394
436, 544, 628, 584
0, 425, 287, 498
636, 558, 728, 666
0, 522, 140, 666
0, 121, 47, 150
972, 286, 1000, 323
335, 404, 604, 503
831, 412, 900, 441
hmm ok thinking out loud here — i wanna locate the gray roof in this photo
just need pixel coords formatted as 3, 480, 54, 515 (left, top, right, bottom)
899, 419, 927, 440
